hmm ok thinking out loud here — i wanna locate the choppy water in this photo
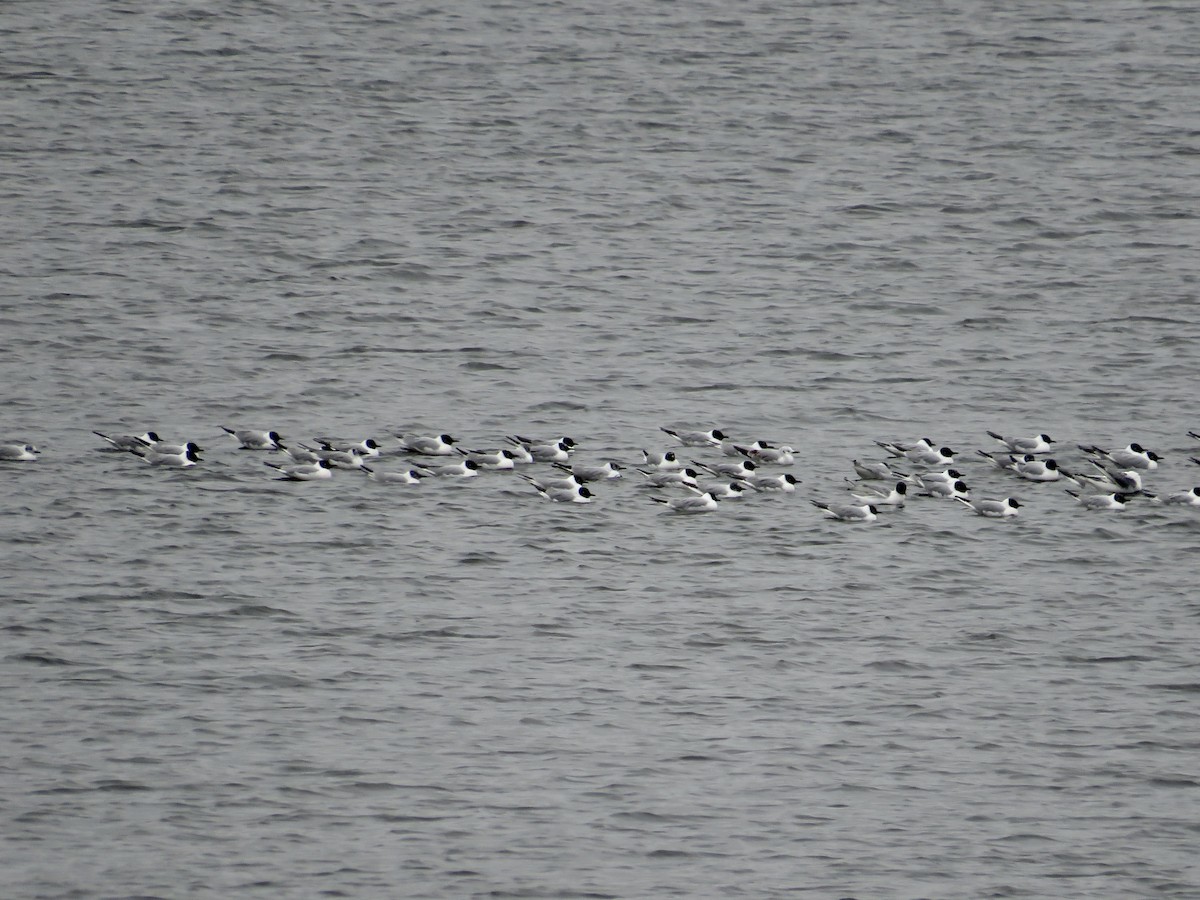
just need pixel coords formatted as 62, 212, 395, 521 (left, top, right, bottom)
3, 1, 1200, 897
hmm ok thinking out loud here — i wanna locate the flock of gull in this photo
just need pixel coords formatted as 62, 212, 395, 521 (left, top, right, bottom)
4, 426, 1200, 521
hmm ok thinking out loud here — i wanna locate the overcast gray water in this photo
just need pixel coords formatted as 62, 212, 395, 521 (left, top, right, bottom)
3, 1, 1200, 897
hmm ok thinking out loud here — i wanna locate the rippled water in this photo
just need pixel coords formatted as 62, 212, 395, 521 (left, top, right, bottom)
3, 1, 1200, 897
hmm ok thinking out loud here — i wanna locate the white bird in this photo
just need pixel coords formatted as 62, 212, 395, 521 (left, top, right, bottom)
1078, 442, 1162, 470
93, 430, 159, 452
721, 439, 767, 458
415, 459, 480, 478
987, 431, 1054, 454
919, 479, 970, 500
398, 433, 458, 455
977, 451, 1065, 481
914, 468, 964, 487
875, 438, 933, 457
265, 459, 333, 480
296, 442, 366, 468
146, 439, 203, 456
1008, 456, 1067, 482
1157, 487, 1200, 506
222, 427, 284, 450
852, 459, 902, 481
1080, 461, 1143, 494
877, 438, 955, 466
529, 483, 594, 503
811, 500, 878, 522
738, 444, 795, 465
955, 496, 1022, 517
651, 491, 721, 513
739, 472, 799, 493
1066, 490, 1132, 510
315, 437, 381, 457
459, 448, 517, 470
851, 481, 907, 508
640, 449, 683, 470
0, 443, 40, 461
660, 426, 726, 447
507, 436, 574, 463
133, 446, 200, 467
360, 465, 424, 484
634, 467, 702, 489
693, 458, 757, 479
517, 471, 583, 492
700, 481, 754, 499
280, 445, 323, 464
551, 461, 623, 482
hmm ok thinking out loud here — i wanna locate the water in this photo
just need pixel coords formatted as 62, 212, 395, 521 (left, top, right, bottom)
3, 1, 1200, 896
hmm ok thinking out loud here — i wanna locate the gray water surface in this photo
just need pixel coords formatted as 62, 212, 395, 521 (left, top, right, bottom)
3, 1, 1199, 897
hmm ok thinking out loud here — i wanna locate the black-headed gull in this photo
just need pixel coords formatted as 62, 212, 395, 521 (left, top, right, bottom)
660, 426, 726, 447
398, 433, 458, 455
955, 496, 1022, 517
0, 442, 40, 461
1078, 442, 1162, 470
651, 491, 720, 513
93, 431, 159, 452
986, 431, 1054, 454
810, 500, 877, 522
222, 427, 284, 450
265, 459, 333, 480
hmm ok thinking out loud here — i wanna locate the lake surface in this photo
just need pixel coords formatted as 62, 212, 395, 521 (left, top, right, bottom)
3, 1, 1199, 897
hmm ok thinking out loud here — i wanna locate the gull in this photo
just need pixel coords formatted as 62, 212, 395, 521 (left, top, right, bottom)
1081, 461, 1144, 494
660, 426, 726, 447
222, 427, 284, 450
398, 433, 458, 455
739, 472, 799, 493
93, 431, 160, 452
551, 461, 623, 482
1078, 442, 1162, 470
877, 439, 955, 466
314, 437, 381, 457
529, 483, 594, 503
458, 448, 518, 470
919, 479, 969, 500
0, 443, 40, 461
700, 481, 754, 499
850, 481, 907, 508
146, 439, 203, 456
641, 449, 683, 470
360, 465, 424, 484
634, 467, 702, 489
977, 451, 1067, 482
955, 496, 1022, 517
265, 459, 333, 480
1066, 490, 1133, 510
811, 500, 878, 522
722, 439, 768, 458
309, 446, 367, 469
517, 471, 583, 492
1009, 456, 1067, 482
986, 431, 1054, 454
1158, 487, 1200, 506
651, 491, 721, 513
133, 447, 200, 467
693, 458, 757, 479
914, 468, 964, 487
852, 459, 904, 481
737, 444, 795, 465
507, 436, 574, 463
415, 459, 480, 478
